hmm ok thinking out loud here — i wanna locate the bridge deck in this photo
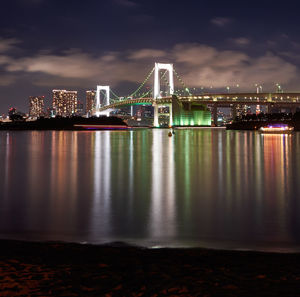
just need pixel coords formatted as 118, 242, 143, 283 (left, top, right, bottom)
99, 93, 300, 111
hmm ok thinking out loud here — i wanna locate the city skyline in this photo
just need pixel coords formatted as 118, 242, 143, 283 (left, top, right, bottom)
1, 0, 300, 112
2, 2, 300, 294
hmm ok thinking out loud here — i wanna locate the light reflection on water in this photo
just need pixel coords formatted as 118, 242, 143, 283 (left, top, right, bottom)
0, 129, 300, 252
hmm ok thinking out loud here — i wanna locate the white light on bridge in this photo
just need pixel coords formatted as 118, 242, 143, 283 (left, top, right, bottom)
154, 63, 174, 99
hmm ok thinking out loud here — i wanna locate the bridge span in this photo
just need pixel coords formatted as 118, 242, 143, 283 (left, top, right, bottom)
98, 92, 300, 127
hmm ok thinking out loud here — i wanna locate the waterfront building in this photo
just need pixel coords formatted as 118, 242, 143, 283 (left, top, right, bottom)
234, 104, 251, 118
52, 90, 77, 117
8, 107, 17, 117
86, 90, 96, 116
172, 96, 211, 126
29, 96, 44, 118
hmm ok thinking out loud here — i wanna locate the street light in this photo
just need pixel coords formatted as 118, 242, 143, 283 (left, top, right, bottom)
255, 83, 263, 94
275, 83, 282, 93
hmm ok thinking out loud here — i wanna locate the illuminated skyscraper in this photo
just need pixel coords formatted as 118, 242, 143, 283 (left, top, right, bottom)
86, 90, 96, 116
29, 96, 44, 118
52, 90, 77, 117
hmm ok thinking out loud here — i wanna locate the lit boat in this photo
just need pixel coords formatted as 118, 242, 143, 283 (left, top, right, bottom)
259, 124, 294, 134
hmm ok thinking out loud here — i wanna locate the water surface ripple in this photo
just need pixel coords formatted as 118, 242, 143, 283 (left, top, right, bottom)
1, 129, 300, 252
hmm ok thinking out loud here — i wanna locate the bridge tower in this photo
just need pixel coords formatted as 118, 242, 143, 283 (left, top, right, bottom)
95, 85, 110, 117
153, 63, 174, 127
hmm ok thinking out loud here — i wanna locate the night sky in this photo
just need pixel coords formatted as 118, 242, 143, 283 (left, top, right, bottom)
1, 0, 300, 113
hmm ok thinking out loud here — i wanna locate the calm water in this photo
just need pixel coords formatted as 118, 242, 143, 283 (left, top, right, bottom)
1, 128, 300, 252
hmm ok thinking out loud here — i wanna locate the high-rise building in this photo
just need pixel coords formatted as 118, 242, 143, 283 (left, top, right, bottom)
86, 90, 96, 116
52, 90, 77, 117
29, 96, 44, 118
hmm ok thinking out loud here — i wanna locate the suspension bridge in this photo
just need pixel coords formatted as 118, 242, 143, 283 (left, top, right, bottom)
92, 63, 300, 127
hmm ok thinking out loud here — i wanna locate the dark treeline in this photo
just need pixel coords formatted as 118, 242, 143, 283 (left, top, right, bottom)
234, 112, 300, 122
0, 116, 127, 130
227, 112, 300, 131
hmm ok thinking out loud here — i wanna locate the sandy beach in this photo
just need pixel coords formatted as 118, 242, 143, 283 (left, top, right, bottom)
1, 240, 300, 296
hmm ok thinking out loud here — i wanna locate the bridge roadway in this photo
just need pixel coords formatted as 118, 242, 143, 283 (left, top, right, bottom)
99, 92, 300, 111
98, 93, 300, 125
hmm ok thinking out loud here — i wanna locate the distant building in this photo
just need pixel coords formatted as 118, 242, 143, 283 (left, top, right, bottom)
8, 107, 26, 121
29, 96, 45, 118
77, 100, 84, 116
86, 90, 96, 116
8, 107, 17, 117
52, 90, 77, 117
46, 107, 55, 118
234, 104, 251, 118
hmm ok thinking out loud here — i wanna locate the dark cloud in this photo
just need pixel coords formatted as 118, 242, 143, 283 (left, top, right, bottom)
23, 0, 44, 3
0, 74, 16, 86
114, 0, 139, 8
0, 38, 20, 53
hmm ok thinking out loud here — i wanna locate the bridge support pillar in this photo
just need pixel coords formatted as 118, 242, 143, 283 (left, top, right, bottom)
153, 103, 159, 127
168, 103, 173, 127
231, 105, 237, 120
212, 104, 218, 126
267, 103, 273, 114
291, 106, 297, 114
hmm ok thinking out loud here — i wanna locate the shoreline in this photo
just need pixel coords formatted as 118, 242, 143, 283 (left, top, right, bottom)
1, 239, 300, 296
2, 235, 300, 254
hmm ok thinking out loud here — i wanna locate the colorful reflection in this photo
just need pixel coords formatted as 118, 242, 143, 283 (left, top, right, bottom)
0, 130, 300, 251
150, 130, 176, 241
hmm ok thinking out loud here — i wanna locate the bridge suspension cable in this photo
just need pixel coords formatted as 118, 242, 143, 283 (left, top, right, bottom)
110, 89, 120, 101
98, 88, 120, 105
157, 67, 192, 97
97, 89, 115, 105
173, 68, 192, 96
158, 70, 173, 96
135, 69, 170, 98
139, 89, 152, 98
126, 67, 155, 99
99, 64, 193, 108
131, 69, 170, 98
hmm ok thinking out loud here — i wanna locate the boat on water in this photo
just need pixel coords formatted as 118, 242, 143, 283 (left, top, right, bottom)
259, 124, 294, 134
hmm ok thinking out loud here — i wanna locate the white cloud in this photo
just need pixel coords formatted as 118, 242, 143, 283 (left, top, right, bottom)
230, 37, 251, 46
5, 51, 152, 87
129, 49, 166, 60
0, 38, 20, 53
0, 55, 11, 65
0, 74, 16, 86
172, 44, 297, 88
211, 17, 232, 27
2, 41, 299, 91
